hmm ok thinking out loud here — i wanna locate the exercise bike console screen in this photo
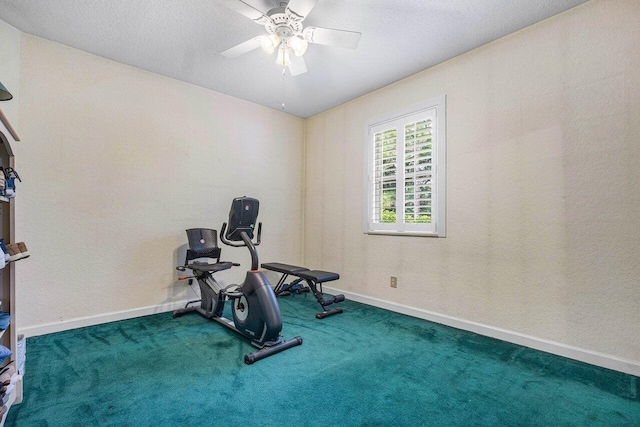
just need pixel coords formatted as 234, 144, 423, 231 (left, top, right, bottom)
225, 196, 259, 241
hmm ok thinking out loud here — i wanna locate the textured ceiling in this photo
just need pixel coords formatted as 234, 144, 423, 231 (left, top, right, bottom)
0, 0, 588, 118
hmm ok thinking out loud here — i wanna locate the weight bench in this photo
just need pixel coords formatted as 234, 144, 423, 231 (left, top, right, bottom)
262, 262, 345, 319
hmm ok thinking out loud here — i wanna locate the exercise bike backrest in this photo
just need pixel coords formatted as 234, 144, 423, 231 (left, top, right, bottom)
220, 196, 263, 270
185, 228, 221, 260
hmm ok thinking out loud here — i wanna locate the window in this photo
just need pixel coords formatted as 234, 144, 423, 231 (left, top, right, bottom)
364, 96, 446, 236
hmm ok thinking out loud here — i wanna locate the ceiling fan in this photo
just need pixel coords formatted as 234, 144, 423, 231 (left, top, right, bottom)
219, 0, 362, 76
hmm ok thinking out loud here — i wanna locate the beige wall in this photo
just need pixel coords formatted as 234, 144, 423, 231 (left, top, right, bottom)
304, 0, 640, 362
0, 18, 20, 126
6, 0, 639, 364
15, 36, 305, 328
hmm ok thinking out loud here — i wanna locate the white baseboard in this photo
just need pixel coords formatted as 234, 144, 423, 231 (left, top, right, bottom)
324, 286, 640, 377
18, 290, 640, 377
19, 300, 190, 338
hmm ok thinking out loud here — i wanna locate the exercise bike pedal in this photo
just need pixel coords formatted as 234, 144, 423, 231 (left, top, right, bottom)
222, 286, 244, 299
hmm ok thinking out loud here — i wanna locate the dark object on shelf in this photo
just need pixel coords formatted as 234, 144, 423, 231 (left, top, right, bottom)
1, 167, 21, 198
0, 312, 9, 331
0, 346, 10, 365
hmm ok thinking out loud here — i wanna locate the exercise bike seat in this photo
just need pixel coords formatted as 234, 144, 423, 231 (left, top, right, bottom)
187, 261, 234, 273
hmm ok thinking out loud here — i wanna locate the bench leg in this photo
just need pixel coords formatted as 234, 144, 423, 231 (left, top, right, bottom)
305, 279, 345, 319
273, 273, 290, 295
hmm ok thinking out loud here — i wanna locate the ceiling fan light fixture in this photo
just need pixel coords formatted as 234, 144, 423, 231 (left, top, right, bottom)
260, 34, 281, 54
220, 0, 362, 76
275, 46, 291, 67
288, 35, 308, 57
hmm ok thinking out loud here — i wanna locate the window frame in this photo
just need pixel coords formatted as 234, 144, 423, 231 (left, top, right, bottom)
363, 95, 446, 237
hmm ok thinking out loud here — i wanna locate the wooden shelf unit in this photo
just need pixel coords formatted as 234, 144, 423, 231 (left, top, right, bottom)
0, 109, 22, 421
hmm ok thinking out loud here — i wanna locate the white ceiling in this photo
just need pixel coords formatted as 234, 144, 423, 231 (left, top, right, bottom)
0, 0, 587, 118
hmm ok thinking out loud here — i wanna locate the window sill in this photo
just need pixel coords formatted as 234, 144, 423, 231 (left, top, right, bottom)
364, 230, 443, 238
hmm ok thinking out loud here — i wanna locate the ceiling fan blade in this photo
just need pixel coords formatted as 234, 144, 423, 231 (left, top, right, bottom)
303, 27, 361, 50
220, 37, 262, 58
218, 0, 272, 24
285, 0, 318, 20
288, 54, 308, 76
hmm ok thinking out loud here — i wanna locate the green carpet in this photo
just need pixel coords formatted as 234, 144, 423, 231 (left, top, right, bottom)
6, 294, 640, 426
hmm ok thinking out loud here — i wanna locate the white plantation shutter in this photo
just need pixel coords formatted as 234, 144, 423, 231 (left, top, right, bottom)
366, 97, 445, 236
403, 109, 436, 233
371, 124, 399, 230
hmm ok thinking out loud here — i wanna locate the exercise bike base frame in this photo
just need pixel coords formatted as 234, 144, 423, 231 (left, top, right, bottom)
173, 306, 303, 364
244, 336, 304, 365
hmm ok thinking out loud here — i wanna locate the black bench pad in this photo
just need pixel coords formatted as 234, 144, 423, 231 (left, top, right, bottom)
262, 263, 310, 275
187, 261, 233, 273
297, 270, 340, 283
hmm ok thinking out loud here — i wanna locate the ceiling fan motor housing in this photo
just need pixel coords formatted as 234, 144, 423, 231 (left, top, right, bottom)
265, 7, 303, 42
219, 0, 362, 76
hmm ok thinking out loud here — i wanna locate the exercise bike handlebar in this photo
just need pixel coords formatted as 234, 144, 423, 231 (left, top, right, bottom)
219, 222, 262, 247
220, 222, 262, 271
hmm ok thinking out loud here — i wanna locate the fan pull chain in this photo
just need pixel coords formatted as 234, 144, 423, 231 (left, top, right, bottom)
281, 67, 286, 110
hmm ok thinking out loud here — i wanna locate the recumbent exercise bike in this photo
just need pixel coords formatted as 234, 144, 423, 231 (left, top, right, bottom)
174, 197, 302, 364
